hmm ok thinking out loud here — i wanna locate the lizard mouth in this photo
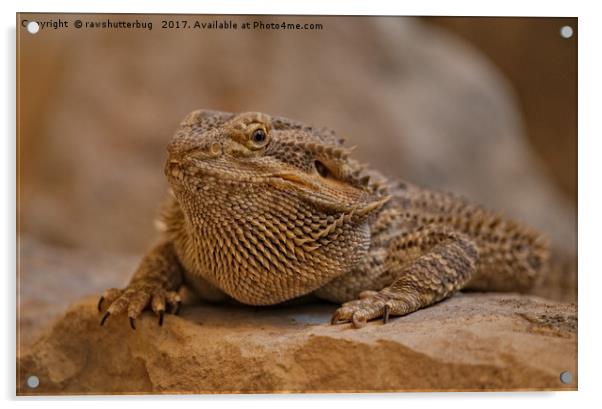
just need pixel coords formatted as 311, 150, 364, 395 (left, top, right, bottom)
263, 171, 391, 214
165, 157, 387, 214
266, 172, 317, 190
166, 156, 316, 189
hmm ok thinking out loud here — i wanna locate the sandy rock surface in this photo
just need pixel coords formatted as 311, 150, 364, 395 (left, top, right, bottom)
17, 237, 577, 394
18, 292, 576, 395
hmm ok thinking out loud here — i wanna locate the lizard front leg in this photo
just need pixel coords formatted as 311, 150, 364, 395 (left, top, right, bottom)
331, 225, 479, 328
98, 241, 183, 329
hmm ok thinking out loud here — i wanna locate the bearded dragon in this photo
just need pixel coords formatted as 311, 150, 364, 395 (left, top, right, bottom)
98, 110, 549, 329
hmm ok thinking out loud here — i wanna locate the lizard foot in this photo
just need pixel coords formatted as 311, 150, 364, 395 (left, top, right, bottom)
98, 284, 181, 329
330, 291, 412, 328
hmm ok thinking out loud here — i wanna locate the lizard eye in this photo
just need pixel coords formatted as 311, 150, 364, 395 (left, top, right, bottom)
250, 128, 268, 146
245, 125, 270, 151
314, 160, 330, 178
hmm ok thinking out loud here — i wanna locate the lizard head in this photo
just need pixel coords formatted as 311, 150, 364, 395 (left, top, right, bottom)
165, 110, 390, 216
163, 109, 391, 304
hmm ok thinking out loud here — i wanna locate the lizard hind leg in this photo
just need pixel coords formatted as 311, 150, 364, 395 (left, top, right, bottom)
331, 225, 479, 328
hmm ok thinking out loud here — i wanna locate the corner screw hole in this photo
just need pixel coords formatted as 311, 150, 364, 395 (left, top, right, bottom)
26, 375, 39, 389
560, 25, 573, 39
26, 21, 40, 34
559, 371, 573, 384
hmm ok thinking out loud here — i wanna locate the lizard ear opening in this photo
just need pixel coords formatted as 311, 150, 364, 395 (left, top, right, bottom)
314, 160, 330, 178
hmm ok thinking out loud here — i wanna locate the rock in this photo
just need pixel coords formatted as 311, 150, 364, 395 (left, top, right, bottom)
17, 238, 577, 394
17, 293, 576, 395
17, 236, 138, 348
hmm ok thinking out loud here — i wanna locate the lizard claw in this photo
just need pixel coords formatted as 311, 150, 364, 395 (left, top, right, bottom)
383, 303, 391, 324
100, 311, 111, 326
98, 285, 181, 329
330, 311, 344, 325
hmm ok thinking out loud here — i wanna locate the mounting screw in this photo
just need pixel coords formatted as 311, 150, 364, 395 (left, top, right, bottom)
560, 25, 573, 39
26, 21, 40, 34
26, 375, 39, 389
559, 371, 573, 384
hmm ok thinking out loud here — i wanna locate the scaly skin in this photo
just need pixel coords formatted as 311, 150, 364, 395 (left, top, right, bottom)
98, 110, 549, 329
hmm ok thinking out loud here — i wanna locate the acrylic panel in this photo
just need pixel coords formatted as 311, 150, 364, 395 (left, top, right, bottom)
16, 13, 577, 395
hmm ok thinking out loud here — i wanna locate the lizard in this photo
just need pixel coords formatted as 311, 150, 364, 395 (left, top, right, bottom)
97, 109, 549, 329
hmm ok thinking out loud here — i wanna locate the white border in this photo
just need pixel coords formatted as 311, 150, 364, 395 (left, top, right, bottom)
3, 0, 600, 407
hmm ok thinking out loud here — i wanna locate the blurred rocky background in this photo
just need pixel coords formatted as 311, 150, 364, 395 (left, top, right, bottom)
17, 15, 577, 392
19, 15, 576, 253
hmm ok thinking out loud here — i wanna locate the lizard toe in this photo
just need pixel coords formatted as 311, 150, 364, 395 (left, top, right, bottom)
331, 293, 394, 328
330, 308, 352, 325
165, 291, 182, 315
151, 292, 166, 326
351, 312, 368, 328
99, 284, 180, 328
97, 288, 123, 312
